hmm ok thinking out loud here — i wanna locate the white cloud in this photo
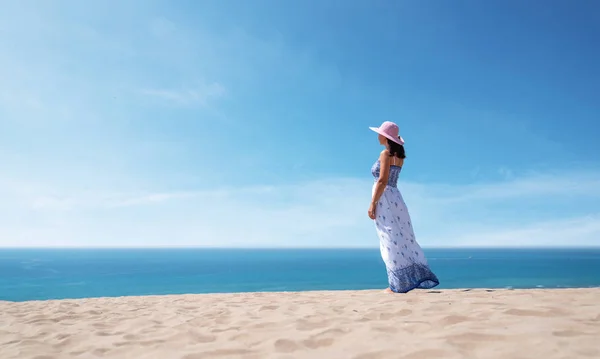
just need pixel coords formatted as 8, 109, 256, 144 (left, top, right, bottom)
1, 2, 598, 249
140, 83, 226, 107
447, 215, 600, 247
1, 170, 599, 248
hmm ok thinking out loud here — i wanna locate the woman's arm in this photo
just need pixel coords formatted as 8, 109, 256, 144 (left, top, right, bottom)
368, 151, 390, 219
372, 150, 391, 205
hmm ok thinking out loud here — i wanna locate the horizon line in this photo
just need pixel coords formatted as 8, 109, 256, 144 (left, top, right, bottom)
1, 245, 599, 250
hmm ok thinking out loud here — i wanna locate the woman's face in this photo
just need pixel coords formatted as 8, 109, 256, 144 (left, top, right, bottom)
378, 134, 387, 145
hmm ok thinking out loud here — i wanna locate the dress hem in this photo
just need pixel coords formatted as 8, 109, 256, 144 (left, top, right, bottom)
387, 263, 440, 293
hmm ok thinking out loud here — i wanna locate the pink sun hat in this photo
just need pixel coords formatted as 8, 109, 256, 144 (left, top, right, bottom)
369, 121, 405, 145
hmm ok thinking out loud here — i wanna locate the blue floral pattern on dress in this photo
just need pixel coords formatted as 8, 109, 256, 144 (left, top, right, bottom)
371, 160, 439, 293
371, 160, 401, 187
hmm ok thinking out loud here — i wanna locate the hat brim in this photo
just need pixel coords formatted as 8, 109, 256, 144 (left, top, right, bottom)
369, 127, 404, 145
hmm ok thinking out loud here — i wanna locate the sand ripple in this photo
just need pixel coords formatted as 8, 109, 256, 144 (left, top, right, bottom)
1, 288, 599, 359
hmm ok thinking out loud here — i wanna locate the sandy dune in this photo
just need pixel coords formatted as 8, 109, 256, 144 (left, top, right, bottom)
1, 289, 599, 359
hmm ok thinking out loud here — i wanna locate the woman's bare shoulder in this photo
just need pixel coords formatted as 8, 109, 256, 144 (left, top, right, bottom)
379, 149, 390, 162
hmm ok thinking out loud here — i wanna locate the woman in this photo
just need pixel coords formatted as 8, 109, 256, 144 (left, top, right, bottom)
368, 121, 439, 293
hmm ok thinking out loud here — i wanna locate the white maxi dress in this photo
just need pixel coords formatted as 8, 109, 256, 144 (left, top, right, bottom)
371, 160, 440, 293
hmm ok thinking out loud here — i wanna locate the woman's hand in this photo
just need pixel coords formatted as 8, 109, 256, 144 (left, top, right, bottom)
368, 202, 377, 220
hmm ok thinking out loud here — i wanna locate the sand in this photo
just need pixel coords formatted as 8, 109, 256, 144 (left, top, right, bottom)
1, 289, 599, 359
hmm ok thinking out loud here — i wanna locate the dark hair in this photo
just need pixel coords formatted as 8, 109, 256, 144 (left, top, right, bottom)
387, 138, 406, 159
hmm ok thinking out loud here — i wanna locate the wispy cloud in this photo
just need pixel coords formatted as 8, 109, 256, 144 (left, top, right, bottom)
416, 170, 600, 204
140, 83, 226, 107
1, 1, 598, 250
1, 169, 599, 248
447, 215, 600, 247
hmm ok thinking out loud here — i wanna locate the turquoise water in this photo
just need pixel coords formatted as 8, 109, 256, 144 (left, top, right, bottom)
1, 248, 599, 302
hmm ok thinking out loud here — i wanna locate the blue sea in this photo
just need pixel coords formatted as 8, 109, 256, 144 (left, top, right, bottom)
1, 248, 600, 302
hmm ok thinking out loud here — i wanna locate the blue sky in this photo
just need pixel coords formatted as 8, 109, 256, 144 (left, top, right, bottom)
1, 0, 599, 247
